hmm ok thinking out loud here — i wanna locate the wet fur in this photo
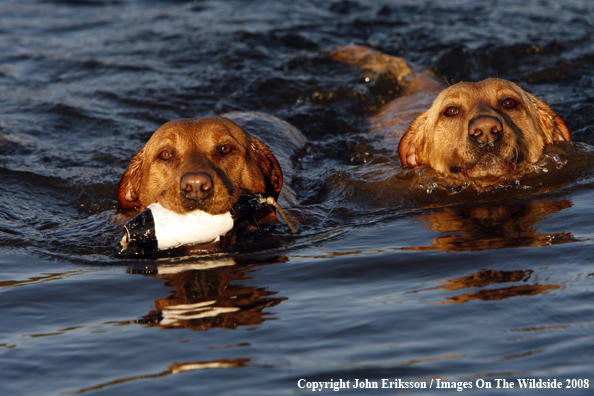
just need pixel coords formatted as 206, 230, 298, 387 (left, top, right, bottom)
398, 79, 571, 180
117, 116, 283, 226
330, 45, 571, 181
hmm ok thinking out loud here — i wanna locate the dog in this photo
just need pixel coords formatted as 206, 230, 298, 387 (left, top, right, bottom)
117, 116, 289, 251
397, 78, 571, 180
330, 45, 572, 182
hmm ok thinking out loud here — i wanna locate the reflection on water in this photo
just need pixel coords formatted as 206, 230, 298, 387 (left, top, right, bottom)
441, 269, 532, 290
0, 270, 89, 288
435, 269, 560, 305
128, 256, 287, 331
405, 199, 576, 252
72, 359, 250, 395
403, 198, 571, 306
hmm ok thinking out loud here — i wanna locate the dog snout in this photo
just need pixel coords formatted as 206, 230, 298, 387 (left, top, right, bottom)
468, 116, 502, 146
180, 172, 213, 201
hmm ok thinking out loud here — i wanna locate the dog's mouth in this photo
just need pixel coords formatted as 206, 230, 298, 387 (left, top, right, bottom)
154, 186, 229, 215
450, 152, 522, 180
179, 193, 236, 215
179, 192, 211, 211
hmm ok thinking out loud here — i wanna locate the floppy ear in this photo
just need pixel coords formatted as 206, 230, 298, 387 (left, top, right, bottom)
398, 112, 428, 167
250, 137, 283, 199
528, 93, 572, 143
117, 149, 144, 210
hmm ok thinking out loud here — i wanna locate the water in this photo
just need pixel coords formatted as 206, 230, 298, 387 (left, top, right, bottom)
1, 0, 594, 395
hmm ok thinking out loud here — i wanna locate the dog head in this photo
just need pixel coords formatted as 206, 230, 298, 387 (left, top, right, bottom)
117, 117, 283, 215
398, 78, 571, 179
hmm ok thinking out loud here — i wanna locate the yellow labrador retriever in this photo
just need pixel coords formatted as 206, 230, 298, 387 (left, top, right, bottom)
330, 45, 571, 182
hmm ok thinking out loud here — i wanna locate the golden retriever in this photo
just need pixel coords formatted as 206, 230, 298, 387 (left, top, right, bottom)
330, 45, 571, 182
117, 116, 283, 228
398, 78, 571, 180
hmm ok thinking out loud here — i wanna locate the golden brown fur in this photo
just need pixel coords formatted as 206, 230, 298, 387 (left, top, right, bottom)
117, 117, 282, 225
330, 45, 571, 181
398, 78, 571, 180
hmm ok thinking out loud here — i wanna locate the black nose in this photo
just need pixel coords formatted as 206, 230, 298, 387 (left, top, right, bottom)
468, 116, 502, 146
180, 172, 213, 200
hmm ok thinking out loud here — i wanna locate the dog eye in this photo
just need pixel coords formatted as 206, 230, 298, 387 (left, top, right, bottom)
502, 98, 518, 109
444, 106, 460, 117
159, 150, 172, 160
219, 145, 232, 154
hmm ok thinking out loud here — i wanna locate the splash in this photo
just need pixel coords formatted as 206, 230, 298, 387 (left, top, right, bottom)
413, 144, 577, 197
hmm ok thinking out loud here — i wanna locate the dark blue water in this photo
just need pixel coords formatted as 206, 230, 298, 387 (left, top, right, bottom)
1, 0, 594, 395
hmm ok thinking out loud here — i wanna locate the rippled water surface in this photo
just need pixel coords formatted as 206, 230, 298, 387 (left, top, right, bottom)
2, 0, 594, 395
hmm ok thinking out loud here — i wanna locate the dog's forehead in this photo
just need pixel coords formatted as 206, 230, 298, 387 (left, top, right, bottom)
476, 79, 526, 100
436, 79, 527, 108
436, 82, 478, 104
151, 117, 249, 148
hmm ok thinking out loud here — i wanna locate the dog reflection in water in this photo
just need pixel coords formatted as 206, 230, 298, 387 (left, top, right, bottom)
400, 199, 570, 305
405, 199, 575, 252
129, 256, 287, 330
433, 269, 560, 305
